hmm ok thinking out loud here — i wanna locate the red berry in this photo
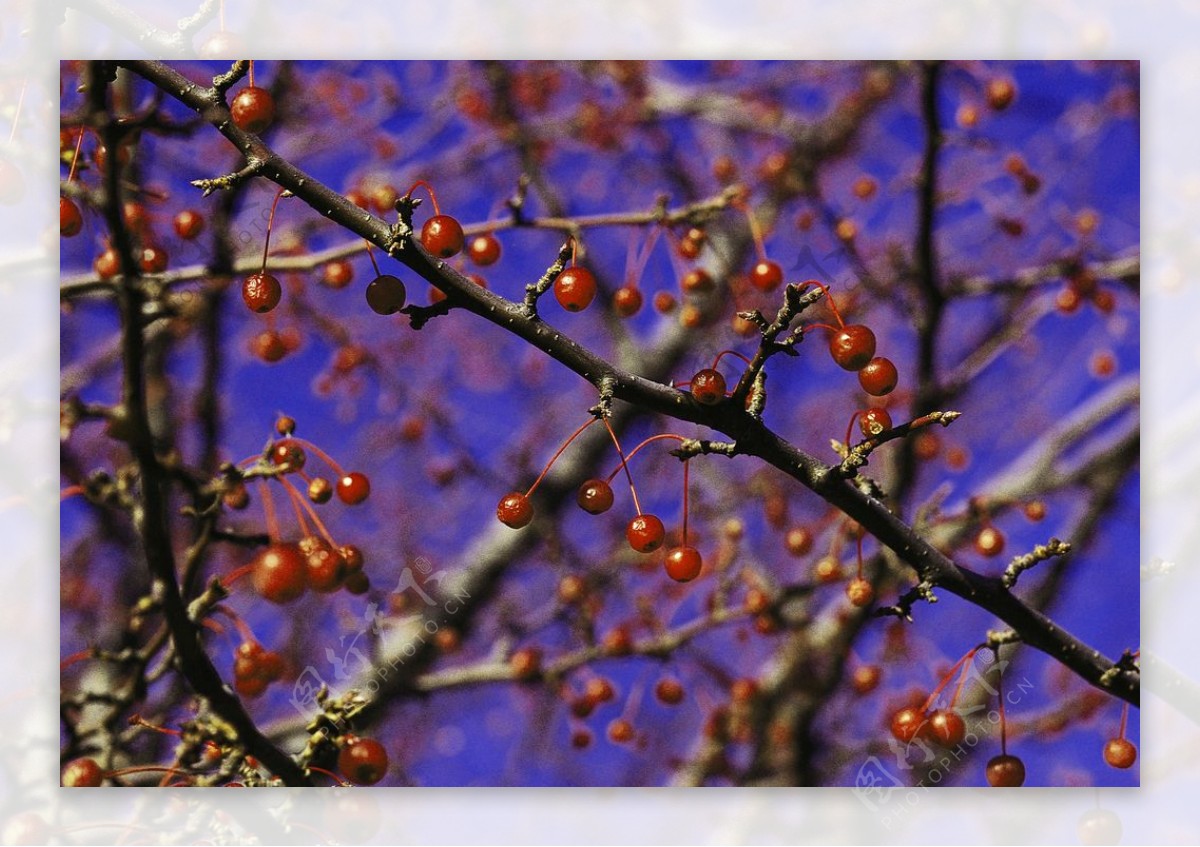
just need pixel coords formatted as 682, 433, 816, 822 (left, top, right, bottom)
1103, 738, 1137, 769
890, 706, 926, 743
576, 478, 614, 514
1023, 501, 1046, 522
554, 267, 597, 312
570, 729, 593, 749
140, 245, 169, 274
250, 329, 287, 362
846, 577, 874, 607
588, 671, 619, 700
234, 670, 268, 698
745, 587, 770, 614
859, 407, 892, 438
497, 491, 533, 528
557, 574, 586, 604
337, 472, 370, 505
655, 677, 685, 705
258, 651, 285, 681
60, 196, 83, 237
62, 757, 104, 787
242, 272, 282, 313
653, 291, 677, 313
829, 325, 877, 371
510, 646, 542, 680
321, 259, 353, 289
607, 718, 634, 744
985, 753, 1025, 787
338, 738, 388, 786
420, 214, 465, 258
467, 232, 501, 266
339, 544, 365, 573
365, 274, 407, 315
664, 546, 702, 582
612, 285, 644, 317
784, 526, 813, 556
344, 571, 370, 595
730, 678, 758, 703
680, 268, 713, 295
602, 627, 633, 656
858, 357, 898, 396
928, 710, 967, 746
173, 209, 205, 240
986, 78, 1017, 111
305, 539, 346, 593
94, 247, 121, 279
690, 368, 726, 405
750, 260, 783, 291
270, 439, 306, 471
251, 542, 307, 604
230, 86, 276, 134
851, 665, 881, 695
626, 514, 665, 553
974, 526, 1005, 557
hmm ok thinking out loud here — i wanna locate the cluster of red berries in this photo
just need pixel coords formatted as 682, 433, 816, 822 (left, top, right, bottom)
497, 416, 703, 583
232, 640, 286, 698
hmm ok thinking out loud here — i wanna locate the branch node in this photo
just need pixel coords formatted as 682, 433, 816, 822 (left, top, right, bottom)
191, 158, 265, 196
522, 239, 573, 318
1002, 537, 1071, 589
212, 61, 250, 97
671, 439, 739, 460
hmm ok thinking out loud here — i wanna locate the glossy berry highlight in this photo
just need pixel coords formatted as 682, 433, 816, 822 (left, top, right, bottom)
421, 214, 465, 258
858, 357, 898, 396
338, 738, 388, 786
230, 86, 276, 134
242, 272, 282, 314
554, 267, 597, 312
626, 514, 666, 553
664, 546, 702, 582
497, 492, 533, 529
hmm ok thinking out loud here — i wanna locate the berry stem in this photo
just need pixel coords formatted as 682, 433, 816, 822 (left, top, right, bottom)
1118, 702, 1129, 740
804, 322, 844, 335
257, 480, 281, 542
405, 180, 441, 216
289, 437, 348, 479
996, 648, 1009, 754
60, 485, 85, 501
802, 280, 846, 328
260, 185, 287, 274
601, 416, 643, 515
363, 239, 383, 276
626, 225, 662, 289
220, 563, 254, 588
280, 476, 337, 548
682, 458, 691, 545
742, 202, 769, 263
712, 349, 753, 370
844, 411, 861, 450
525, 417, 598, 498
248, 60, 255, 88
60, 648, 92, 670
307, 765, 349, 786
922, 644, 982, 712
855, 534, 864, 579
212, 605, 257, 643
280, 477, 314, 536
66, 128, 85, 184
949, 647, 983, 707
604, 433, 686, 483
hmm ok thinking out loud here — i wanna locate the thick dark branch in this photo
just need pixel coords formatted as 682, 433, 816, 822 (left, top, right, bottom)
120, 59, 1139, 708
88, 63, 309, 786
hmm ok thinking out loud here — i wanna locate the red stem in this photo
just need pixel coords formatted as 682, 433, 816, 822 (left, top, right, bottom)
844, 411, 861, 450
280, 476, 337, 547
524, 418, 598, 498
258, 480, 280, 542
742, 202, 768, 263
260, 186, 287, 274
289, 436, 348, 479
1118, 702, 1129, 739
682, 459, 691, 545
997, 650, 1009, 754
363, 239, 382, 276
248, 60, 255, 88
604, 433, 686, 484
66, 128, 85, 184
712, 349, 753, 370
803, 280, 846, 328
405, 180, 441, 216
601, 417, 642, 515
